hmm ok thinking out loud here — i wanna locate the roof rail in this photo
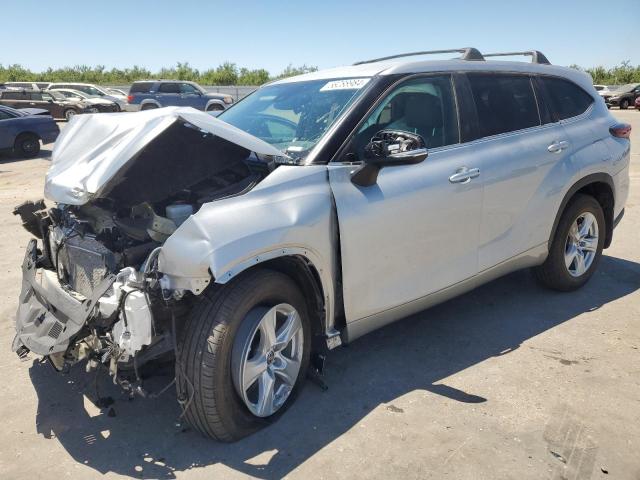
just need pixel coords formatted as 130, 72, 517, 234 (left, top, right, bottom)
353, 47, 485, 65
483, 50, 551, 65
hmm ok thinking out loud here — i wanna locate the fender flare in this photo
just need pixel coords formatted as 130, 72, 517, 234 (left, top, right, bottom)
204, 99, 225, 111
547, 172, 614, 249
139, 99, 162, 108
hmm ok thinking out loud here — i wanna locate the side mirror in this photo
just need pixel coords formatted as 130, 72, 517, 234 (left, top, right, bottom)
351, 130, 428, 187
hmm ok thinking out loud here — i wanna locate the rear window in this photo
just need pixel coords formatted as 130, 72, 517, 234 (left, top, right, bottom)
158, 83, 180, 94
541, 77, 593, 121
130, 82, 154, 94
467, 73, 540, 138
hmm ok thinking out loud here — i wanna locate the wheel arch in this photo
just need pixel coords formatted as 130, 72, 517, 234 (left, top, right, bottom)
14, 131, 41, 143
548, 173, 615, 250
205, 100, 225, 111
252, 255, 328, 352
140, 99, 161, 109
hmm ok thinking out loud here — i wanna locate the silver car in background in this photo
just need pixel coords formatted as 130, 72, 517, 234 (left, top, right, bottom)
47, 82, 127, 111
12, 48, 631, 442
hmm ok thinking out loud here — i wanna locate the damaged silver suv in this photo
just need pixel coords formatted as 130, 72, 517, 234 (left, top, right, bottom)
13, 48, 631, 441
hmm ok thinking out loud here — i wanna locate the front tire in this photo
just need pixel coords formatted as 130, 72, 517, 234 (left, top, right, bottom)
533, 194, 605, 291
14, 133, 40, 158
176, 269, 311, 441
620, 99, 629, 110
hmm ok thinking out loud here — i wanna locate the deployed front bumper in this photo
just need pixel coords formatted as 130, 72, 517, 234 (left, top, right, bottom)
12, 239, 115, 356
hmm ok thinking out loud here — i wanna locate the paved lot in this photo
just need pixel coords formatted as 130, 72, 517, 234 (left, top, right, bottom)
0, 111, 638, 480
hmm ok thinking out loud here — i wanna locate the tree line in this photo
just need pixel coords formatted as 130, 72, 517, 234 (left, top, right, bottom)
0, 62, 318, 86
1, 61, 639, 86
572, 61, 640, 85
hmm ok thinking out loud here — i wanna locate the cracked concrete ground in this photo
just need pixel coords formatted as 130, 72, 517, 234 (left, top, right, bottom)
0, 110, 638, 479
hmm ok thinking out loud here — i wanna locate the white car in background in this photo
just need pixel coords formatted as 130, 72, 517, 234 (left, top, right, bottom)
594, 84, 614, 96
47, 82, 127, 111
53, 89, 120, 113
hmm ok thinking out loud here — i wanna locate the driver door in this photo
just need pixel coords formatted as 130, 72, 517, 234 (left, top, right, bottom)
178, 83, 203, 108
328, 75, 483, 323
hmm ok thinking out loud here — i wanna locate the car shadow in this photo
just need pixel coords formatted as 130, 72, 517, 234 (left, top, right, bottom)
28, 255, 640, 479
0, 150, 52, 164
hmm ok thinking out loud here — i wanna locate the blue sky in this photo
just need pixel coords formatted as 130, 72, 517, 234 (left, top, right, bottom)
1, 0, 638, 73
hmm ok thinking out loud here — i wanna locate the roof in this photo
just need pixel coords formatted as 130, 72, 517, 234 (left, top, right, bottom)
269, 53, 594, 92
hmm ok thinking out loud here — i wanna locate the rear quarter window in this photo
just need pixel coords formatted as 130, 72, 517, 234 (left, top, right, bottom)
130, 82, 154, 94
540, 77, 593, 121
1, 91, 26, 100
467, 73, 540, 138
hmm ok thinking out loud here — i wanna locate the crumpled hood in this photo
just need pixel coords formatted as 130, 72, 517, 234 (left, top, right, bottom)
45, 107, 285, 205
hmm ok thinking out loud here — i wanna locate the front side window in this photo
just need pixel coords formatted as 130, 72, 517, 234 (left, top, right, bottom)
29, 92, 43, 101
219, 78, 369, 160
541, 77, 593, 121
0, 110, 14, 120
468, 73, 540, 138
350, 75, 459, 158
180, 83, 201, 94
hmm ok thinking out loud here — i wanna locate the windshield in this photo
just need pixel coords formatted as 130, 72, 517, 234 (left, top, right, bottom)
67, 90, 88, 99
82, 86, 106, 96
48, 91, 66, 101
218, 78, 370, 160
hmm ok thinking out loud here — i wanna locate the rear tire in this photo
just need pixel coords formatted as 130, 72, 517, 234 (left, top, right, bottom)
176, 269, 311, 441
141, 103, 158, 111
13, 133, 40, 158
533, 194, 605, 291
620, 99, 629, 110
206, 104, 224, 112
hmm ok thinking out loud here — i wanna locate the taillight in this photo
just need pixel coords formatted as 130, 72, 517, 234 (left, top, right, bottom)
127, 95, 134, 103
609, 123, 631, 139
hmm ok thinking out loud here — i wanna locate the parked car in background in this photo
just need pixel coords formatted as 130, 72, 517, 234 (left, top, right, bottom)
106, 88, 127, 96
126, 80, 233, 112
601, 83, 640, 109
0, 89, 92, 120
11, 48, 630, 441
635, 96, 640, 110
53, 89, 119, 112
593, 84, 611, 94
0, 105, 59, 157
3, 82, 51, 91
47, 83, 127, 111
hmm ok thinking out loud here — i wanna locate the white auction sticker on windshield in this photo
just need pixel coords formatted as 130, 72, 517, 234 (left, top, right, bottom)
320, 78, 370, 91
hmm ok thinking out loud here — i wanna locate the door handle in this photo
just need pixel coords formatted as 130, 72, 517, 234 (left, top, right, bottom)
449, 167, 480, 184
548, 140, 569, 153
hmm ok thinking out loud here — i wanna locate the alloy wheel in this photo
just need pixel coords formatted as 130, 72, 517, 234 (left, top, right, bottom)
232, 303, 304, 417
564, 212, 598, 277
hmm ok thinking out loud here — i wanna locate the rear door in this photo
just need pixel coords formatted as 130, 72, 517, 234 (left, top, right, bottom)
463, 73, 572, 271
157, 82, 180, 106
329, 74, 483, 322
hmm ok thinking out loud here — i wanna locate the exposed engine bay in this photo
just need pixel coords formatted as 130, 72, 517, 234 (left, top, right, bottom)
12, 111, 281, 395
